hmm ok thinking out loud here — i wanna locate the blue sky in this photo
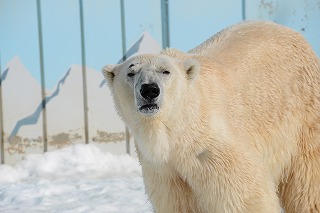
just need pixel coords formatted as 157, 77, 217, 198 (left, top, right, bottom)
0, 0, 241, 89
0, 0, 319, 89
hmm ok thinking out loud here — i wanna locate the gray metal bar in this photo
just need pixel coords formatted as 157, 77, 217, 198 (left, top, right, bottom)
242, 0, 246, 21
120, 0, 130, 155
125, 126, 130, 155
37, 0, 48, 152
0, 51, 5, 164
120, 0, 127, 61
79, 0, 89, 144
161, 0, 170, 48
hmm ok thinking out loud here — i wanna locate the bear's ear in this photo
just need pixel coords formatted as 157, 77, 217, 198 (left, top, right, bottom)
102, 64, 116, 85
183, 59, 200, 81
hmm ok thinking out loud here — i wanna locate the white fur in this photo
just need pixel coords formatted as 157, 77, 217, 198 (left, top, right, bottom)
103, 21, 320, 213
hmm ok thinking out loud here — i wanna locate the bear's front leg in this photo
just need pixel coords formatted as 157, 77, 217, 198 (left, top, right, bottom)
139, 158, 200, 213
175, 143, 281, 213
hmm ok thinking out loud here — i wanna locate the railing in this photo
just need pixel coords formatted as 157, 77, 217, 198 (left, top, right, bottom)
0, 52, 4, 164
0, 0, 172, 164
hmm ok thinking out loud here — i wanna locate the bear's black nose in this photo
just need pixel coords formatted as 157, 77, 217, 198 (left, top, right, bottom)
140, 83, 160, 100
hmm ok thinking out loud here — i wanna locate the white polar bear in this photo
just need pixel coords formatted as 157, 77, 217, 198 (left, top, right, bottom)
103, 21, 320, 213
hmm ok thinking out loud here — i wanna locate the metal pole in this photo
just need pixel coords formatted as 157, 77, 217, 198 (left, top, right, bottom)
79, 0, 89, 144
242, 0, 246, 21
120, 0, 127, 62
120, 0, 130, 155
0, 52, 5, 163
37, 0, 48, 152
161, 0, 170, 48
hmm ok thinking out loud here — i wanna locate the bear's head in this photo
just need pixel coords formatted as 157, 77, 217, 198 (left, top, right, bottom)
102, 53, 200, 126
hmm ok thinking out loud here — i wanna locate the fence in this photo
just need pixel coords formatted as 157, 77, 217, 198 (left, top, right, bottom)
0, 0, 173, 165
1, 0, 319, 165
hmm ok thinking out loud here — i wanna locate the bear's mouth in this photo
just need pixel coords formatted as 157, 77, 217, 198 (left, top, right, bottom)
139, 104, 159, 115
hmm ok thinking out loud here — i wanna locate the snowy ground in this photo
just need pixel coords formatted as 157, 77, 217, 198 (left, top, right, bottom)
0, 144, 152, 213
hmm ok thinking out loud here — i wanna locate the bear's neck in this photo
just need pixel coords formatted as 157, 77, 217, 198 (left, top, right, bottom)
131, 98, 203, 164
132, 120, 171, 164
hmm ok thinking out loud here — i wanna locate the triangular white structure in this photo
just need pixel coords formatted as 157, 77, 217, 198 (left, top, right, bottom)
44, 65, 124, 137
118, 31, 162, 63
100, 31, 162, 85
2, 57, 43, 139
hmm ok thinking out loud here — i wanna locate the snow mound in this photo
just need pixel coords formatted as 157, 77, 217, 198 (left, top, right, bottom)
0, 144, 142, 183
0, 144, 151, 213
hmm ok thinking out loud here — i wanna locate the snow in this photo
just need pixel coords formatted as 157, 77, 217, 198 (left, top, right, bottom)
0, 144, 152, 213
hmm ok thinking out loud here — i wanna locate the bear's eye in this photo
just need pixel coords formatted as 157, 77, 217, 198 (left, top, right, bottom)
163, 70, 170, 75
127, 72, 135, 77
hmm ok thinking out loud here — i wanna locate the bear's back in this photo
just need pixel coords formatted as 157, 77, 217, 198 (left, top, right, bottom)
189, 21, 320, 180
189, 21, 309, 57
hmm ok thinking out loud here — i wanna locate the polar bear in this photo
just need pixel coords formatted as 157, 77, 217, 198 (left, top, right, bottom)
102, 21, 320, 213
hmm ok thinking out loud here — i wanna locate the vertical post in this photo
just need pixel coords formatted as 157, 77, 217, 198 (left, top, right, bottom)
120, 0, 130, 155
37, 0, 48, 152
0, 52, 5, 164
120, 0, 127, 62
242, 0, 246, 21
161, 0, 170, 48
79, 0, 89, 144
